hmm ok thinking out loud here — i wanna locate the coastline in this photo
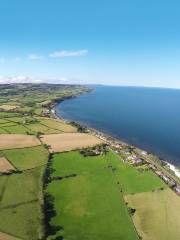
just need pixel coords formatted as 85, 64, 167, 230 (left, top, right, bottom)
52, 98, 180, 186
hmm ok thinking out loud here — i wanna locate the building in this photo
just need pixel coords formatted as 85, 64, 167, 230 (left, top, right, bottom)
149, 164, 157, 171
141, 151, 148, 156
132, 158, 144, 166
174, 186, 180, 195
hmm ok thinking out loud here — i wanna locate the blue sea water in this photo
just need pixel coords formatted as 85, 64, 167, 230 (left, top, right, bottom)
56, 86, 180, 166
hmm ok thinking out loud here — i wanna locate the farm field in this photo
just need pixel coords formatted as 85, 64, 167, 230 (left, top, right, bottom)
0, 145, 49, 239
0, 124, 29, 134
41, 133, 103, 152
0, 116, 77, 135
0, 134, 40, 150
106, 153, 166, 194
37, 117, 77, 133
125, 188, 180, 240
1, 145, 49, 171
46, 151, 138, 240
0, 83, 90, 239
0, 105, 19, 110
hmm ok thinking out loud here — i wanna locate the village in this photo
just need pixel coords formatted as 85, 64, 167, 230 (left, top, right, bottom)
49, 106, 180, 197
90, 128, 180, 197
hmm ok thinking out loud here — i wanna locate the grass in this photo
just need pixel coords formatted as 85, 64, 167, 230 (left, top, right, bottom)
0, 128, 8, 134
0, 175, 8, 198
0, 200, 42, 239
46, 151, 138, 240
107, 152, 166, 194
0, 167, 46, 239
0, 145, 49, 239
0, 119, 10, 124
0, 116, 77, 135
1, 145, 49, 170
0, 112, 21, 118
125, 188, 180, 240
0, 168, 43, 207
1, 125, 29, 134
38, 118, 77, 133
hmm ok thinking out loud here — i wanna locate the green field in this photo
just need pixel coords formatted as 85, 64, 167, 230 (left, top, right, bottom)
0, 116, 77, 135
0, 146, 49, 239
107, 152, 165, 194
1, 145, 49, 170
125, 188, 180, 240
46, 151, 139, 240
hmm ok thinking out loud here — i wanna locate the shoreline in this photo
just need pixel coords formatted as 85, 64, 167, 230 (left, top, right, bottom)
51, 97, 180, 185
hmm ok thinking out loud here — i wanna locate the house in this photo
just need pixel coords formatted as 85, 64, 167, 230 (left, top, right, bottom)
127, 155, 137, 161
42, 109, 50, 116
168, 179, 176, 188
141, 151, 148, 156
132, 158, 144, 166
174, 186, 180, 195
161, 175, 170, 183
155, 170, 163, 177
149, 164, 157, 171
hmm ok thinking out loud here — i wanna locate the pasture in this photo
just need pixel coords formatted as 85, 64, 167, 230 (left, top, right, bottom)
106, 152, 165, 194
46, 151, 138, 240
0, 145, 49, 239
0, 116, 78, 135
125, 188, 180, 240
41, 133, 103, 152
37, 117, 77, 133
0, 134, 40, 150
1, 145, 49, 170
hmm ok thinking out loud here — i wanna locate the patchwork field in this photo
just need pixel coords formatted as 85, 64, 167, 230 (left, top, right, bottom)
0, 157, 15, 173
0, 117, 77, 135
0, 146, 49, 239
1, 145, 49, 170
37, 117, 77, 133
46, 151, 138, 240
0, 134, 40, 150
41, 133, 103, 152
125, 188, 180, 240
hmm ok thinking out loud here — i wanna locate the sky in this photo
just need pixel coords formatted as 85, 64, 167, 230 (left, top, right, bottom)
1, 0, 180, 88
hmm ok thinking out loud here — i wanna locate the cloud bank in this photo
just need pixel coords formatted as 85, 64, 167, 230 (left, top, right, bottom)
49, 49, 88, 58
27, 54, 44, 60
0, 76, 43, 84
0, 76, 83, 84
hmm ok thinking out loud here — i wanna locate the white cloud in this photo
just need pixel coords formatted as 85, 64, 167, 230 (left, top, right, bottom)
27, 53, 44, 60
49, 49, 88, 58
0, 75, 86, 85
0, 76, 43, 84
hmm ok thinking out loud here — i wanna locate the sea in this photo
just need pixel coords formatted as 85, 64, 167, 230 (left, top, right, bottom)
56, 85, 180, 166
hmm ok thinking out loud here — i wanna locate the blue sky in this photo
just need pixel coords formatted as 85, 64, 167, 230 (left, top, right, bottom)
1, 0, 180, 87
